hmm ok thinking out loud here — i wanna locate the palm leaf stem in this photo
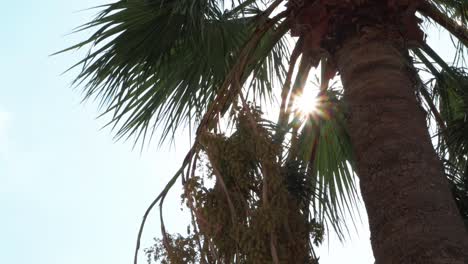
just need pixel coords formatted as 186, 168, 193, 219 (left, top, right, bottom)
320, 57, 332, 92
262, 0, 286, 19
277, 38, 303, 131
159, 195, 175, 262
196, 11, 289, 136
276, 54, 312, 137
421, 42, 461, 81
284, 57, 313, 162
413, 47, 441, 76
419, 1, 468, 46
226, 0, 284, 18
225, 0, 258, 17
134, 145, 199, 264
421, 84, 448, 131
413, 48, 461, 168
284, 57, 313, 119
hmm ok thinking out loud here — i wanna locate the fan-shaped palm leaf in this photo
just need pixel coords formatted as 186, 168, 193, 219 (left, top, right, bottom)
58, 0, 289, 144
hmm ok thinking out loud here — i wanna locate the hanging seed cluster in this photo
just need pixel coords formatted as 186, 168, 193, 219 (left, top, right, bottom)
145, 107, 324, 263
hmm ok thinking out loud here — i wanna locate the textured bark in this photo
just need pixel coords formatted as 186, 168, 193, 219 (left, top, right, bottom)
335, 36, 468, 264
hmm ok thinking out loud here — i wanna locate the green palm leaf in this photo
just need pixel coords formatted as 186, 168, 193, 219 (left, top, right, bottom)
292, 90, 359, 240
415, 47, 468, 226
59, 0, 289, 144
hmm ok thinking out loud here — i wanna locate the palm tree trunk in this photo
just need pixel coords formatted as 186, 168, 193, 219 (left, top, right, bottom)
335, 35, 468, 263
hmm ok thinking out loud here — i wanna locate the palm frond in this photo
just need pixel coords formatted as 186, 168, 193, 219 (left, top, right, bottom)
59, 0, 289, 145
434, 67, 468, 227
429, 0, 468, 25
291, 90, 359, 240
433, 67, 468, 158
415, 49, 468, 225
419, 1, 468, 66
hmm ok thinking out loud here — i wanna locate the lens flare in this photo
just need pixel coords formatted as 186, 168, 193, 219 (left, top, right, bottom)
291, 88, 332, 121
292, 88, 319, 118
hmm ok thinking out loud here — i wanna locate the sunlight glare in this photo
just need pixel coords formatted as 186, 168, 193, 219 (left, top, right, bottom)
292, 88, 320, 118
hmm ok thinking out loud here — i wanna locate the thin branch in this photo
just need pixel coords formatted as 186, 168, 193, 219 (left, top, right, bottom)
133, 146, 198, 264
160, 195, 175, 262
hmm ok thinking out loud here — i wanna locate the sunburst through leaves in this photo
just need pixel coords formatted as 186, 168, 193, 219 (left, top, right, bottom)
292, 87, 332, 121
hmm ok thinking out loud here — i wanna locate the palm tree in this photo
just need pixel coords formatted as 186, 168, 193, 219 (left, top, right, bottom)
61, 0, 468, 263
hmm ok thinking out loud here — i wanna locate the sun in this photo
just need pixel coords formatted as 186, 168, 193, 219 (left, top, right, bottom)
292, 88, 320, 118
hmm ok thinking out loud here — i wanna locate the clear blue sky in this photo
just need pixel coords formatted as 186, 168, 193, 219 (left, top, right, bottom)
1, 1, 191, 263
0, 1, 455, 264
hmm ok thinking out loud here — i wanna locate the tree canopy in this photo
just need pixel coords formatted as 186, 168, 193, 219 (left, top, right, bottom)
60, 0, 468, 263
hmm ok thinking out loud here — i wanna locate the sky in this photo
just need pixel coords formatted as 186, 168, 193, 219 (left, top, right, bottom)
0, 1, 457, 264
